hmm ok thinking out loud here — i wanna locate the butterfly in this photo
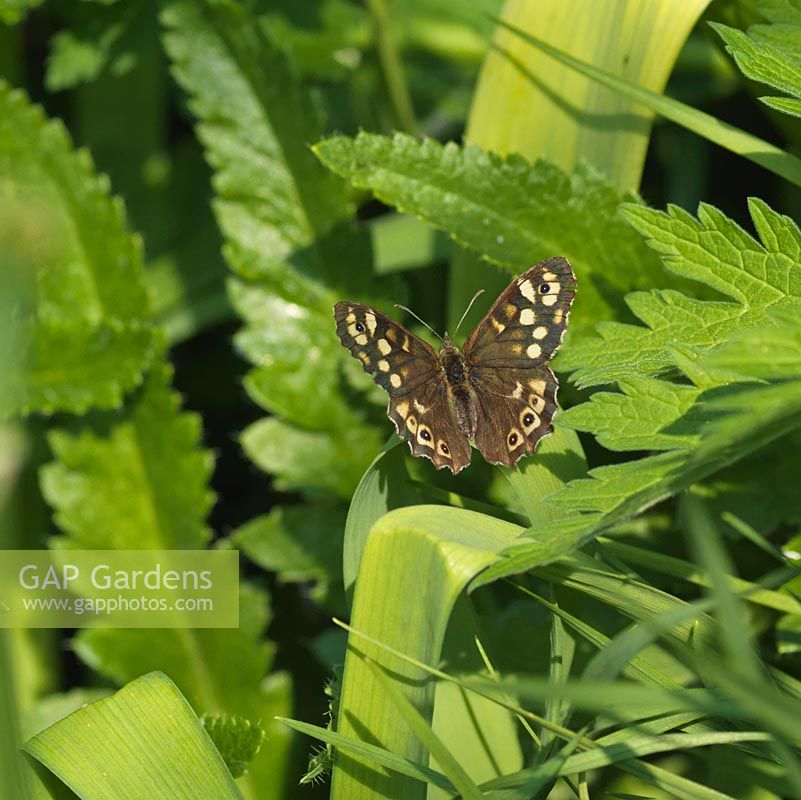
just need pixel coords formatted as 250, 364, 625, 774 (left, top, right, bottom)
334, 257, 576, 474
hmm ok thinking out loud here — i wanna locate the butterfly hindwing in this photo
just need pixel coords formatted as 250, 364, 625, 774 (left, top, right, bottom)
334, 301, 471, 472
387, 380, 472, 473
473, 365, 558, 468
463, 257, 576, 368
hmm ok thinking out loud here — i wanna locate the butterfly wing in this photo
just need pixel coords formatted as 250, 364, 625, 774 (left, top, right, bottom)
462, 257, 576, 468
334, 302, 471, 473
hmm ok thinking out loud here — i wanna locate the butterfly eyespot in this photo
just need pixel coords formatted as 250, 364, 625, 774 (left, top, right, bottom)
508, 432, 518, 446
420, 429, 432, 442
523, 413, 534, 426
440, 443, 449, 454
354, 321, 366, 333
539, 283, 550, 294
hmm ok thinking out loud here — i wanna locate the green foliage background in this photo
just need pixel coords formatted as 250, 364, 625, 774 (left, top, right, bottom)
2, 0, 801, 799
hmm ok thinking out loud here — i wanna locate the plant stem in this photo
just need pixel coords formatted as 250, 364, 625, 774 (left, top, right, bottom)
366, 0, 419, 134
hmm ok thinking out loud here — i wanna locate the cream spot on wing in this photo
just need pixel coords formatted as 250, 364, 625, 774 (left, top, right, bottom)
491, 317, 506, 333
346, 311, 356, 324
358, 352, 370, 366
529, 379, 547, 395
386, 328, 397, 343
378, 359, 390, 372
347, 322, 359, 336
505, 303, 517, 319
512, 343, 523, 355
541, 292, 558, 307
519, 279, 537, 302
355, 333, 368, 345
365, 312, 377, 335
520, 308, 536, 325
542, 272, 557, 281
417, 424, 434, 449
437, 440, 451, 458
512, 381, 524, 399
529, 394, 546, 413
402, 336, 411, 353
553, 309, 564, 323
406, 415, 417, 434
396, 401, 409, 418
520, 407, 540, 433
413, 399, 428, 414
532, 325, 548, 340
377, 338, 391, 355
390, 373, 402, 388
507, 428, 523, 450
527, 343, 542, 359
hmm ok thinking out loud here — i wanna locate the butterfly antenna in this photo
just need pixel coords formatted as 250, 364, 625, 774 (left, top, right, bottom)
453, 289, 486, 337
394, 304, 443, 342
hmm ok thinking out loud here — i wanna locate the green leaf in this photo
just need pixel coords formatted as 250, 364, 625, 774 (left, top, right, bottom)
74, 585, 293, 800
314, 131, 667, 336
562, 198, 801, 386
201, 714, 265, 780
490, 16, 801, 189
233, 503, 345, 608
712, 4, 801, 119
23, 672, 243, 800
0, 83, 155, 416
45, 0, 157, 91
161, 0, 352, 283
40, 362, 214, 550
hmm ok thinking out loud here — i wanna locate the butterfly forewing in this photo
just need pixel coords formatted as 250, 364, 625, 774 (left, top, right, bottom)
334, 301, 472, 473
463, 257, 576, 368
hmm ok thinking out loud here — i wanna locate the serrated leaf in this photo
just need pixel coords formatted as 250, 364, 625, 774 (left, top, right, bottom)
233, 503, 345, 608
313, 131, 669, 335
202, 714, 265, 780
562, 198, 801, 386
241, 416, 381, 499
39, 361, 214, 550
161, 0, 352, 283
0, 84, 155, 416
712, 3, 801, 119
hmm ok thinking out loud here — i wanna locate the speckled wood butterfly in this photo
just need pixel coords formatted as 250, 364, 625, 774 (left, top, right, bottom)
334, 257, 576, 473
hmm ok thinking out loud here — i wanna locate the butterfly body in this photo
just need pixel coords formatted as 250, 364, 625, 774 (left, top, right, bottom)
335, 257, 576, 474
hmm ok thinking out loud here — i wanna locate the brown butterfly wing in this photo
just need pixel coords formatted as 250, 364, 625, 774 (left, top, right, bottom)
334, 302, 471, 473
462, 257, 576, 468
473, 365, 559, 467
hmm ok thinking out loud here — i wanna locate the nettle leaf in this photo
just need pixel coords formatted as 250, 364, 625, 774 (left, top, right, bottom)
562, 198, 801, 386
0, 84, 156, 416
712, 2, 801, 119
479, 201, 801, 581
40, 361, 214, 550
162, 0, 387, 498
202, 714, 265, 780
313, 131, 670, 336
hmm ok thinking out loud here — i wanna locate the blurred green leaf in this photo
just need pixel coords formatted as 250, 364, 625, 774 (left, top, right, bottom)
0, 84, 156, 416
233, 503, 345, 607
40, 361, 214, 550
0, 0, 42, 25
201, 714, 265, 780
